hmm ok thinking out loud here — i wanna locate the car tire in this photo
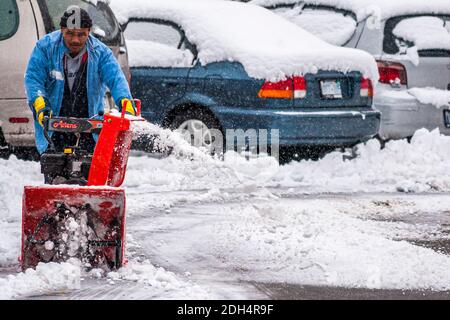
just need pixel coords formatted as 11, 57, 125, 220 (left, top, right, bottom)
169, 108, 224, 156
0, 130, 10, 160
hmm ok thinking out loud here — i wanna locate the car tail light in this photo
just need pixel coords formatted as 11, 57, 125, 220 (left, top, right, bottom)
258, 76, 307, 99
293, 76, 307, 98
9, 117, 29, 124
377, 61, 407, 85
360, 78, 374, 97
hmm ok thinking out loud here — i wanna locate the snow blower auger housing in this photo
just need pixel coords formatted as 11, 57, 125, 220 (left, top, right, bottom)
21, 100, 143, 272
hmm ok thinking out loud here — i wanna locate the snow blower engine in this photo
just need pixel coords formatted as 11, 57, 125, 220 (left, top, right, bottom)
21, 100, 143, 272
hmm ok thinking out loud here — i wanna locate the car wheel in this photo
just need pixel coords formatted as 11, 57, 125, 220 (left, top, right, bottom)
11, 147, 40, 162
169, 109, 224, 156
0, 146, 10, 160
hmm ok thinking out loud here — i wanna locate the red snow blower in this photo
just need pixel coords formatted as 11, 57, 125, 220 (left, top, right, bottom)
21, 100, 143, 271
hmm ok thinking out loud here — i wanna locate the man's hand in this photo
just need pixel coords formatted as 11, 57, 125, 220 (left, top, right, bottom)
33, 96, 52, 127
121, 98, 136, 116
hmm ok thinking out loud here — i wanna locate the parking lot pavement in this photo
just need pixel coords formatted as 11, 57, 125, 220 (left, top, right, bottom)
251, 282, 450, 300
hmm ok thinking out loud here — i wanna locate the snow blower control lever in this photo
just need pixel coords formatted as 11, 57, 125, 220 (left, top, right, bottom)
21, 100, 143, 271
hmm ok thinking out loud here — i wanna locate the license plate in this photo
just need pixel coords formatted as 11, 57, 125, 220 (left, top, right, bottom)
320, 80, 343, 99
445, 110, 450, 128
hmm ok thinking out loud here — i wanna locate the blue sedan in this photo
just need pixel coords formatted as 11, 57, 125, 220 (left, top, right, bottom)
119, 0, 381, 156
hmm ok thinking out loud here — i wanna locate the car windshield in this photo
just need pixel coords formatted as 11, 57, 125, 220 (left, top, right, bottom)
43, 0, 120, 45
271, 5, 357, 46
388, 15, 450, 56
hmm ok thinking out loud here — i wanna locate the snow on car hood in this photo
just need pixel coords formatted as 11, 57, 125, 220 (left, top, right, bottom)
110, 0, 378, 82
251, 0, 450, 22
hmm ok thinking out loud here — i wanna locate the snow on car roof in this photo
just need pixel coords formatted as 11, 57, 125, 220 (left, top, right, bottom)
250, 0, 450, 22
110, 0, 378, 81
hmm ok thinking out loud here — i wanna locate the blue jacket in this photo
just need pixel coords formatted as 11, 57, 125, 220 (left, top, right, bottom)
24, 31, 132, 154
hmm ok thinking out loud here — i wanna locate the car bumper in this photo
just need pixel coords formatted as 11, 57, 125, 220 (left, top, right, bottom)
375, 89, 450, 140
214, 107, 381, 147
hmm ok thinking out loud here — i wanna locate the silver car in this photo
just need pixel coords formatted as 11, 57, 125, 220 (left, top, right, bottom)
0, 0, 130, 158
250, 0, 450, 141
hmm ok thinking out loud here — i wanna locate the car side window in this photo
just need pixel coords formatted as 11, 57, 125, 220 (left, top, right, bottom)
0, 0, 19, 41
124, 21, 195, 68
125, 21, 183, 47
40, 0, 121, 46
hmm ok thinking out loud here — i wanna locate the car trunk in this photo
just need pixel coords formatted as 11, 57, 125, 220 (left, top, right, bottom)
293, 71, 371, 109
405, 56, 450, 89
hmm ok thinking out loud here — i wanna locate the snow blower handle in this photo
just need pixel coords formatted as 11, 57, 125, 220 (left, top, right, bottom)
42, 115, 56, 151
121, 99, 141, 118
43, 114, 105, 151
45, 117, 104, 134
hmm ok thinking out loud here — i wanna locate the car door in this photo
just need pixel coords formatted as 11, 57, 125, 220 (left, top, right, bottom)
124, 20, 192, 122
0, 0, 39, 147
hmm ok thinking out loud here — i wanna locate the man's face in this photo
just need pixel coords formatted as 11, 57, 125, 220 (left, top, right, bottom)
62, 27, 90, 55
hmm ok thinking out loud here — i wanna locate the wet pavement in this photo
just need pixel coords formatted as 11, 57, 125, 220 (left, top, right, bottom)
251, 282, 450, 300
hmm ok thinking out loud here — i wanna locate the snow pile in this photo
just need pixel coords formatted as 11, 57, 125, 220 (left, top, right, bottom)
274, 128, 450, 193
110, 0, 378, 82
211, 200, 450, 290
250, 0, 450, 22
127, 124, 450, 194
126, 40, 194, 68
272, 6, 357, 46
393, 16, 450, 52
0, 260, 81, 299
105, 259, 216, 299
408, 88, 450, 109
0, 157, 41, 266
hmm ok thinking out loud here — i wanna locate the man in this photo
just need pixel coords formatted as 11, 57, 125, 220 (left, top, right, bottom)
24, 6, 135, 157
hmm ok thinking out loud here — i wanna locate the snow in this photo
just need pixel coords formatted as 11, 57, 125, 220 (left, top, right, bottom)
271, 6, 357, 46
250, 0, 450, 22
110, 0, 378, 82
105, 259, 215, 299
126, 40, 194, 68
128, 123, 450, 194
393, 16, 450, 52
2, 123, 450, 297
209, 200, 450, 290
0, 157, 41, 267
408, 87, 450, 109
0, 260, 81, 299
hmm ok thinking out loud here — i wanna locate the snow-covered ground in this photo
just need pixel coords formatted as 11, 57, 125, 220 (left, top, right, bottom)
1, 127, 450, 299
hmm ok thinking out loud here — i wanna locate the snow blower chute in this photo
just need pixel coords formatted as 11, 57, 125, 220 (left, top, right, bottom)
21, 101, 143, 271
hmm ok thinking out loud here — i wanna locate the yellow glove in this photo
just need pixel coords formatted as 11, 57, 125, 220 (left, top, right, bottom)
121, 98, 136, 116
33, 96, 49, 127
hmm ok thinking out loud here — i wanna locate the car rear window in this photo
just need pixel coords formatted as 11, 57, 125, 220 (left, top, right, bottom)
42, 0, 120, 45
385, 15, 450, 57
0, 0, 19, 41
271, 5, 357, 46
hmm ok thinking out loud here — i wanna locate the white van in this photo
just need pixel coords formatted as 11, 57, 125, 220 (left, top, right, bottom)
0, 0, 130, 159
